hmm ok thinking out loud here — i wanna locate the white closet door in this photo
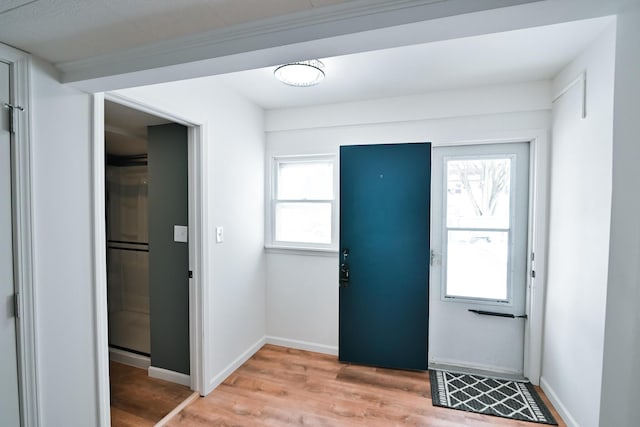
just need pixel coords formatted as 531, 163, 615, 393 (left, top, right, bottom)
0, 60, 21, 427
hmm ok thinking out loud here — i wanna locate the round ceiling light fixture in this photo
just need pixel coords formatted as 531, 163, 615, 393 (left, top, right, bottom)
274, 60, 325, 87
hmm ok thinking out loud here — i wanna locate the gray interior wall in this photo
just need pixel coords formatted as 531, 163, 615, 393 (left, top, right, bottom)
148, 123, 190, 375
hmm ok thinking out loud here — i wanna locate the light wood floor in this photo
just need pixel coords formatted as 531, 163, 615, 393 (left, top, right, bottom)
166, 345, 565, 427
110, 361, 194, 427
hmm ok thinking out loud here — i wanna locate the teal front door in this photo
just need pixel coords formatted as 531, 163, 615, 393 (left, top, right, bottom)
339, 143, 430, 370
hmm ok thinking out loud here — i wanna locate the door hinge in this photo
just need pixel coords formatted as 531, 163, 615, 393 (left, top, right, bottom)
4, 103, 24, 134
530, 252, 536, 279
14, 292, 20, 319
188, 270, 193, 279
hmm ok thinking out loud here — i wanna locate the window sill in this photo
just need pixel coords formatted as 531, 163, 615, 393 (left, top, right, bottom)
264, 244, 339, 257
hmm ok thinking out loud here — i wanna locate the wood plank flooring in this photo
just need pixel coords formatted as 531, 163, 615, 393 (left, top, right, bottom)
166, 345, 565, 427
110, 361, 194, 427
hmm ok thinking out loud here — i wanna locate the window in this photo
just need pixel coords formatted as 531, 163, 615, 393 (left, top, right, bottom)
444, 156, 514, 302
269, 155, 336, 250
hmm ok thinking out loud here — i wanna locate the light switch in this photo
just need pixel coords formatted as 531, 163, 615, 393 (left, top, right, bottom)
174, 225, 188, 243
216, 226, 224, 243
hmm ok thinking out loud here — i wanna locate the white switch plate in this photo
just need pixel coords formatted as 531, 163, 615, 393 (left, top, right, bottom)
174, 225, 188, 243
216, 226, 224, 243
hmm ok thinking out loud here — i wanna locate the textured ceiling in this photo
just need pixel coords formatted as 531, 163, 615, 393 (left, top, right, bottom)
0, 0, 354, 63
0, 0, 38, 15
102, 14, 612, 152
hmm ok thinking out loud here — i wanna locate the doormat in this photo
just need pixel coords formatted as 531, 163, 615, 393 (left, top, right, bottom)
429, 370, 557, 425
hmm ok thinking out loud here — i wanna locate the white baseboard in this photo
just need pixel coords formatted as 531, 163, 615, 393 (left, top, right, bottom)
109, 347, 150, 370
540, 376, 578, 427
148, 366, 191, 387
266, 336, 338, 356
206, 336, 266, 395
202, 336, 337, 396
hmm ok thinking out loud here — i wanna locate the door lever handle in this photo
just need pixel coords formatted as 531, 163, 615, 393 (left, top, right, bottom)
468, 309, 527, 319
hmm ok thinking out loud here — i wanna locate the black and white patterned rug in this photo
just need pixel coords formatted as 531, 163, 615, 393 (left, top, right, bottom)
430, 370, 558, 425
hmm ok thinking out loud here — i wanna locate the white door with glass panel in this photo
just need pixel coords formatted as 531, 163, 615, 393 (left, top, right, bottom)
429, 142, 529, 376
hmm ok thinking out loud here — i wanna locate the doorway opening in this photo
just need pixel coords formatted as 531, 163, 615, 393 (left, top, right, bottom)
94, 94, 205, 426
105, 100, 193, 425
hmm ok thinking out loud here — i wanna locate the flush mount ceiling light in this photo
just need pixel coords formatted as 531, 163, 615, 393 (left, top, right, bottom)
274, 60, 325, 87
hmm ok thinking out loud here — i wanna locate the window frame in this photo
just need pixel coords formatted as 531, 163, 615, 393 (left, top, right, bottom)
441, 153, 518, 306
266, 154, 338, 252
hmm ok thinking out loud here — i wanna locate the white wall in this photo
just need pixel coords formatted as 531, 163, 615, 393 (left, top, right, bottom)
600, 1, 640, 425
30, 58, 98, 426
267, 81, 551, 132
266, 82, 551, 354
116, 79, 266, 394
266, 253, 339, 353
541, 25, 616, 427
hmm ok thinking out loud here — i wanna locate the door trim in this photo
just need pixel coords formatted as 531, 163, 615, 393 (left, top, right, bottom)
0, 43, 40, 426
91, 92, 206, 426
427, 130, 549, 385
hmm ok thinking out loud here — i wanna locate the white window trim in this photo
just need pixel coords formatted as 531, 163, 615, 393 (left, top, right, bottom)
441, 153, 518, 306
266, 154, 338, 252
